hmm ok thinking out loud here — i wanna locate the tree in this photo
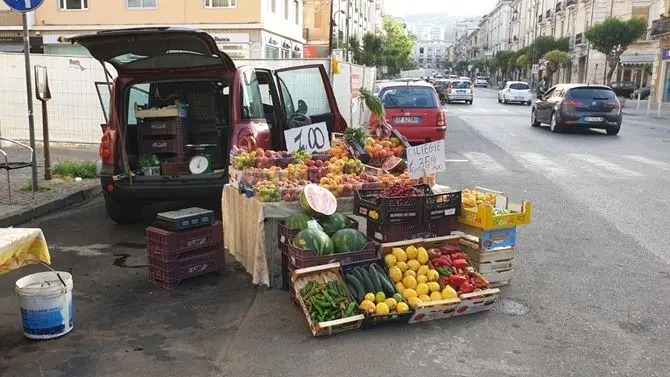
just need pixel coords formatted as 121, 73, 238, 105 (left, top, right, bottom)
543, 50, 571, 85
495, 50, 514, 78
516, 54, 531, 69
440, 60, 454, 70
584, 17, 648, 83
379, 17, 415, 76
454, 61, 469, 75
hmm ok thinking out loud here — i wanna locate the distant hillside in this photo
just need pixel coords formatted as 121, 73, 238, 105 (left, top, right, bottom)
399, 12, 484, 41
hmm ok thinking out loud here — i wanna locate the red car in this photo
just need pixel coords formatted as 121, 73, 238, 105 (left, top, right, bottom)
371, 82, 446, 144
70, 27, 345, 223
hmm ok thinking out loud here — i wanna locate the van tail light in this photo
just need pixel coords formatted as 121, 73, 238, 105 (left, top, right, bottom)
437, 110, 446, 127
99, 133, 114, 164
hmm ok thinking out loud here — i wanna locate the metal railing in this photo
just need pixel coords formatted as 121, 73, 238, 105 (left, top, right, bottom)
574, 32, 584, 45
566, 0, 577, 7
650, 18, 670, 38
556, 2, 564, 13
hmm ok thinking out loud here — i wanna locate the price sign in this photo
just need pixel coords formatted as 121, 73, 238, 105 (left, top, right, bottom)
284, 122, 330, 153
406, 139, 446, 179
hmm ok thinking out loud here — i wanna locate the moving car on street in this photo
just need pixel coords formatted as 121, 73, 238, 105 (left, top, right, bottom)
70, 27, 346, 224
609, 81, 635, 98
375, 81, 446, 144
446, 80, 474, 104
629, 86, 651, 99
531, 84, 622, 135
474, 76, 489, 88
498, 81, 533, 105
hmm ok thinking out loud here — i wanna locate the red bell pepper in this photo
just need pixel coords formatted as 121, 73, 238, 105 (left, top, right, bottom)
431, 255, 452, 268
450, 252, 468, 261
427, 248, 442, 260
441, 244, 459, 254
438, 276, 451, 287
451, 258, 469, 270
471, 274, 489, 289
447, 274, 468, 291
459, 282, 475, 294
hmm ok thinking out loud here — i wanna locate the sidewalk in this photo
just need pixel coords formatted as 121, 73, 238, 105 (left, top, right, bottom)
622, 99, 670, 119
0, 143, 101, 227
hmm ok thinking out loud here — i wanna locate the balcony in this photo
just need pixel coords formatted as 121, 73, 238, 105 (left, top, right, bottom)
650, 18, 670, 38
566, 0, 577, 8
538, 14, 543, 22
556, 2, 564, 14
546, 9, 552, 20
574, 32, 584, 45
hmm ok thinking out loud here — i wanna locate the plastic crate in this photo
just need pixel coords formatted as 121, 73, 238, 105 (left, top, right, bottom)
424, 191, 462, 221
278, 217, 360, 252
146, 221, 222, 261
340, 258, 414, 328
366, 217, 455, 243
138, 118, 185, 138
286, 237, 378, 270
354, 184, 432, 224
148, 247, 224, 289
140, 137, 185, 156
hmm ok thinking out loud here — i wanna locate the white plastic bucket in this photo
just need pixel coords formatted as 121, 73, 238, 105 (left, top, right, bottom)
15, 271, 74, 340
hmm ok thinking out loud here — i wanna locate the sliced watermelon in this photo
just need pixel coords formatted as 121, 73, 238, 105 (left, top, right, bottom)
318, 213, 352, 234
382, 156, 406, 173
284, 213, 313, 230
331, 229, 368, 254
294, 228, 334, 256
300, 184, 337, 217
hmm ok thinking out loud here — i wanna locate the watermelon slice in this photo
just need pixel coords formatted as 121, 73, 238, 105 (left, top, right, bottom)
382, 156, 406, 173
300, 184, 337, 217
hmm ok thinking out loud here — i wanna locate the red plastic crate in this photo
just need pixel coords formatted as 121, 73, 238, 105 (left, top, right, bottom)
148, 247, 224, 289
146, 222, 222, 261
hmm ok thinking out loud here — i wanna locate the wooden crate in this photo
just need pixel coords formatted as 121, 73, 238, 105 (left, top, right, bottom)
482, 269, 514, 287
459, 238, 516, 264
453, 223, 517, 251
291, 263, 365, 337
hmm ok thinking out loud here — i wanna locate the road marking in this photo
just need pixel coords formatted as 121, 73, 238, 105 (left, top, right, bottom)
479, 108, 488, 113
462, 152, 508, 174
514, 152, 569, 176
623, 155, 670, 171
445, 159, 469, 162
568, 153, 645, 177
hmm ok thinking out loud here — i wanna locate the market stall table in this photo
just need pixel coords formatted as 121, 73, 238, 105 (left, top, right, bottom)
222, 185, 353, 288
0, 228, 51, 274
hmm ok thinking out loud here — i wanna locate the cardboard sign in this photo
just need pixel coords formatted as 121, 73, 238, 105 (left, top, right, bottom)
284, 122, 330, 153
406, 139, 446, 179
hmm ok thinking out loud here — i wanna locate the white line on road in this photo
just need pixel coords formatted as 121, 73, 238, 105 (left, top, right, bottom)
514, 152, 569, 176
623, 155, 670, 171
445, 159, 469, 162
568, 153, 645, 178
462, 152, 509, 174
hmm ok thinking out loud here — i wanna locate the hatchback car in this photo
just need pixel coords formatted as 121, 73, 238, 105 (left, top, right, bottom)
446, 80, 474, 104
531, 84, 622, 135
374, 82, 446, 144
474, 76, 489, 88
498, 81, 532, 105
70, 27, 345, 223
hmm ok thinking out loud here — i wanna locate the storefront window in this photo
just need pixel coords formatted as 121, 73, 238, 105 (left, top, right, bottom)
265, 46, 279, 59
292, 51, 301, 59
664, 62, 670, 103
281, 49, 290, 59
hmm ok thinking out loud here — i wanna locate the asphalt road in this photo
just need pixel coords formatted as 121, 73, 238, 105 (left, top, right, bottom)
2, 89, 670, 377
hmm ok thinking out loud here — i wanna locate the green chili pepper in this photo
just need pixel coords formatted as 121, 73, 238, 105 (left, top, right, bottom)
343, 302, 357, 317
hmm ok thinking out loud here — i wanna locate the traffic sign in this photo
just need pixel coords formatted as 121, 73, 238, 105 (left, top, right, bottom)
2, 0, 44, 12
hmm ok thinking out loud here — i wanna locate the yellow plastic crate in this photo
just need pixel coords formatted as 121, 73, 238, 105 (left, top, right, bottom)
458, 187, 531, 230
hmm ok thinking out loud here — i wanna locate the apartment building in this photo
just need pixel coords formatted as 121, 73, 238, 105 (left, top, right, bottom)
303, 0, 384, 59
485, 0, 514, 55
413, 40, 450, 68
0, 0, 305, 59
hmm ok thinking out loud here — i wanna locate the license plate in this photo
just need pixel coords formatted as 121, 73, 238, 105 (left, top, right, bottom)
457, 90, 466, 93
394, 116, 421, 124
584, 116, 604, 122
515, 96, 522, 100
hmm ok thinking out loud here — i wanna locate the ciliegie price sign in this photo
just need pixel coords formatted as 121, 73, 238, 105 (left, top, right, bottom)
284, 122, 331, 153
406, 139, 446, 179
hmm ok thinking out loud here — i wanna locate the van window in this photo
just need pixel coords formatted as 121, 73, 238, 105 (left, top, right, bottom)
127, 83, 150, 125
276, 67, 331, 118
240, 70, 265, 120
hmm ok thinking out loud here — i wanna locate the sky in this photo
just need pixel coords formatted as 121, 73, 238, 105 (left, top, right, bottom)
384, 0, 499, 17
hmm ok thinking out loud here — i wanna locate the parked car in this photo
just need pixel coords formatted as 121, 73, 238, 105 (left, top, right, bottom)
474, 76, 489, 88
609, 81, 635, 98
498, 81, 532, 105
459, 76, 471, 81
71, 27, 346, 224
374, 82, 446, 144
446, 80, 474, 104
531, 84, 622, 135
629, 86, 651, 100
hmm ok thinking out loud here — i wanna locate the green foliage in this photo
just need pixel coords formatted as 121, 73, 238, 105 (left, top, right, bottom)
454, 61, 469, 75
516, 54, 531, 69
53, 159, 97, 179
495, 51, 514, 75
20, 180, 51, 193
440, 60, 454, 70
543, 50, 571, 85
584, 17, 648, 83
353, 17, 415, 76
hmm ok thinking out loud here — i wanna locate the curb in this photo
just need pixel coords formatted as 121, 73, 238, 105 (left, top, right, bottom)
623, 111, 669, 120
0, 185, 102, 227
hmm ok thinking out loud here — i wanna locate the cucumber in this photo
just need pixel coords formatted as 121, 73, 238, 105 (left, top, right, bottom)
356, 267, 375, 294
368, 264, 382, 293
351, 267, 364, 282
372, 264, 396, 296
344, 274, 364, 302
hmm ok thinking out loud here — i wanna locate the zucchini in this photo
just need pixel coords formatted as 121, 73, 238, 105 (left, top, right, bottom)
368, 264, 382, 293
351, 267, 364, 282
344, 274, 364, 302
356, 267, 375, 294
372, 264, 396, 296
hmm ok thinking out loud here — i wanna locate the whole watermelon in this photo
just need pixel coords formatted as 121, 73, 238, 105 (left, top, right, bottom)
293, 228, 334, 256
318, 213, 352, 234
284, 213, 312, 231
331, 229, 368, 254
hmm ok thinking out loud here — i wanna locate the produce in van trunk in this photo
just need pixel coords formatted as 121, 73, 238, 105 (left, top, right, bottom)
300, 184, 337, 217
293, 228, 334, 256
318, 213, 352, 234
331, 229, 368, 254
284, 213, 313, 231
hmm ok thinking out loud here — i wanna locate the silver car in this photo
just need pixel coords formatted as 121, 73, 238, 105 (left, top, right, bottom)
446, 80, 474, 104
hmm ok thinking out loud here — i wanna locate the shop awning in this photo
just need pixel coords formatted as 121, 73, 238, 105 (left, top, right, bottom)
620, 53, 657, 65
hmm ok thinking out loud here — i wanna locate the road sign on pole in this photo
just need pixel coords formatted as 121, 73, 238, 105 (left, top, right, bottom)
4, 0, 45, 196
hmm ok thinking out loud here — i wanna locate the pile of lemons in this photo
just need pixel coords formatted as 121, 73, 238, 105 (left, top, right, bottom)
384, 245, 458, 309
358, 291, 410, 315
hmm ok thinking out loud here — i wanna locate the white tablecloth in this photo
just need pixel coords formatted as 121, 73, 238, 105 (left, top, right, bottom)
0, 228, 51, 275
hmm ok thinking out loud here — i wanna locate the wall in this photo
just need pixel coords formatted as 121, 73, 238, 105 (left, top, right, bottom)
0, 52, 374, 144
0, 6, 21, 26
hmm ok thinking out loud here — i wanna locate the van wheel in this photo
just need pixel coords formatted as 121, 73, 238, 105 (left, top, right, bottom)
104, 194, 142, 224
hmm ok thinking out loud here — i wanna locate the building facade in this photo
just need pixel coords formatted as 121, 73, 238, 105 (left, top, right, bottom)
413, 40, 450, 68
317, 0, 383, 60
0, 0, 306, 59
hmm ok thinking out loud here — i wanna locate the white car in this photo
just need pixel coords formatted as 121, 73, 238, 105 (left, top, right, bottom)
446, 80, 474, 104
474, 76, 489, 88
498, 81, 533, 105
